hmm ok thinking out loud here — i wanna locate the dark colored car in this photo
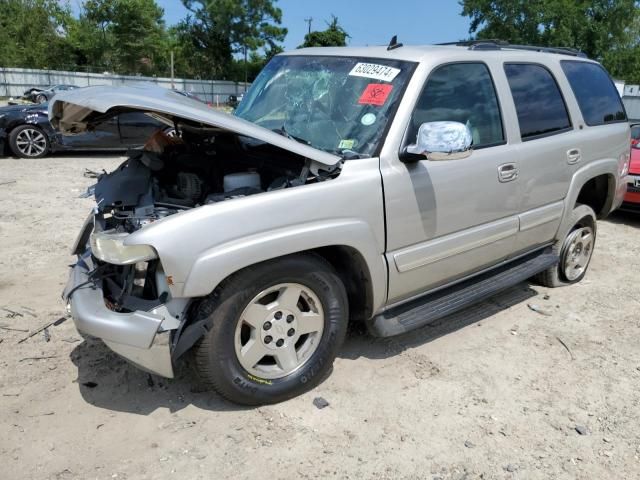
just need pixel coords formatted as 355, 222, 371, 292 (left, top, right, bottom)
0, 103, 169, 158
23, 84, 79, 103
227, 93, 244, 108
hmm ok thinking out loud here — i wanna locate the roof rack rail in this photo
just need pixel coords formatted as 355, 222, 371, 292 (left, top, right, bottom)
437, 40, 588, 58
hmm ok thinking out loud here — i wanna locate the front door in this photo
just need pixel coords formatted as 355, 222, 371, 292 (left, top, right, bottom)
382, 62, 521, 304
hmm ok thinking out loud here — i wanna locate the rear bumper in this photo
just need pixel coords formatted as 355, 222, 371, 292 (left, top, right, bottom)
621, 174, 640, 211
63, 253, 174, 378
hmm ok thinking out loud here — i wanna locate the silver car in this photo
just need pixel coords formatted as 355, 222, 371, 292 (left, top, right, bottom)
53, 42, 630, 405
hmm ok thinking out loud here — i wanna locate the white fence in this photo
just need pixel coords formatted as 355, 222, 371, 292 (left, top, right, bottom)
0, 67, 249, 105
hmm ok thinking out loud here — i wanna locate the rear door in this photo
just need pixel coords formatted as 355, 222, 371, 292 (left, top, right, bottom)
502, 62, 574, 254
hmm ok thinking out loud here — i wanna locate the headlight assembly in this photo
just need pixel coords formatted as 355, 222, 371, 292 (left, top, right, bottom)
90, 230, 157, 265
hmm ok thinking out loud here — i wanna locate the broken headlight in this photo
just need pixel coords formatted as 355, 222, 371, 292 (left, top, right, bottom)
90, 230, 157, 265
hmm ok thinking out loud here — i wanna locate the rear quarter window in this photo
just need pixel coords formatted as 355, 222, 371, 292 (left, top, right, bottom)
560, 61, 627, 126
504, 63, 572, 140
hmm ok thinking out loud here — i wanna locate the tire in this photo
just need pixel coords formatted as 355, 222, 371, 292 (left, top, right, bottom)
8, 125, 50, 158
534, 204, 597, 287
192, 254, 349, 405
35, 94, 47, 104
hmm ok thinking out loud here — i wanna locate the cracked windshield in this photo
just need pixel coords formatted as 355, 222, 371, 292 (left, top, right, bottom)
235, 55, 414, 157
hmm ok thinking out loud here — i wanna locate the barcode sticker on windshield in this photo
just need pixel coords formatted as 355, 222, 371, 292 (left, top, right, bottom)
349, 63, 401, 82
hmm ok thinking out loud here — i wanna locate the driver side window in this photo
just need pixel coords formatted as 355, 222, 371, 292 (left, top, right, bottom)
409, 63, 504, 149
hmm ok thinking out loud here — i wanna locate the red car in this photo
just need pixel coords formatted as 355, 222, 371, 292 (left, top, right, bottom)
632, 123, 640, 147
623, 144, 640, 211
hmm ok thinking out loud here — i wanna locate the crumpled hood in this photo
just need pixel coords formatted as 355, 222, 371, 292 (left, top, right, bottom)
48, 85, 341, 167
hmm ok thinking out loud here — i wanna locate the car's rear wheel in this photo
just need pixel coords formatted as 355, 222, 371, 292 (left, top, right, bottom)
192, 254, 348, 405
534, 204, 597, 287
8, 125, 50, 158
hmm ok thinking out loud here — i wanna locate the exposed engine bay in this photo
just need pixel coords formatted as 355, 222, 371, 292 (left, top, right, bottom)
90, 128, 342, 233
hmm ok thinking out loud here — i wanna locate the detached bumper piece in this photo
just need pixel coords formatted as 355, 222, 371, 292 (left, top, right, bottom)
62, 253, 174, 378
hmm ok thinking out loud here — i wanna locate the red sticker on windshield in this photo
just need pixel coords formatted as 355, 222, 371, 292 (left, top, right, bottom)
358, 84, 393, 106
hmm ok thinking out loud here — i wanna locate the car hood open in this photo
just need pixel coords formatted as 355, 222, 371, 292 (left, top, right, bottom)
48, 85, 341, 167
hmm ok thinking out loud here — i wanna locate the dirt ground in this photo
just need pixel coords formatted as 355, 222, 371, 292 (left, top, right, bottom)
0, 153, 639, 480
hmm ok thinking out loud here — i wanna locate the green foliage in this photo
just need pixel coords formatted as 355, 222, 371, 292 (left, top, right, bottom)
0, 0, 74, 69
179, 0, 287, 80
460, 0, 640, 83
299, 15, 349, 48
74, 0, 169, 75
0, 0, 287, 81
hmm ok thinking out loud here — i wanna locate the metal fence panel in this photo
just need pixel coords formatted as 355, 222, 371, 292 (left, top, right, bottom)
0, 67, 249, 105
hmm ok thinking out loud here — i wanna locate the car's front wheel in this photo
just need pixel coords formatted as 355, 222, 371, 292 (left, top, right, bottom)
192, 254, 348, 405
8, 125, 50, 158
35, 94, 47, 104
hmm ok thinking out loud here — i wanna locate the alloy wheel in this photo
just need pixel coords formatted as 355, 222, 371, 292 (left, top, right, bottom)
234, 282, 325, 379
561, 226, 594, 281
15, 128, 47, 157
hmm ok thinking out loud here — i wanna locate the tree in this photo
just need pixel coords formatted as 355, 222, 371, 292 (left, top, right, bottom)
180, 0, 287, 81
460, 0, 640, 83
299, 15, 349, 48
75, 0, 170, 75
0, 0, 74, 69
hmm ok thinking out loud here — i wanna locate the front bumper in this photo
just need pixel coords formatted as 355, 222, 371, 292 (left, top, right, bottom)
63, 253, 174, 378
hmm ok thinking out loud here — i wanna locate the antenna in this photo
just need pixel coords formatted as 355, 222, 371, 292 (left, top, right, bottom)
387, 35, 403, 51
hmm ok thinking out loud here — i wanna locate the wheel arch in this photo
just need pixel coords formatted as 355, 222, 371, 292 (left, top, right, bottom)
561, 159, 620, 237
171, 245, 381, 360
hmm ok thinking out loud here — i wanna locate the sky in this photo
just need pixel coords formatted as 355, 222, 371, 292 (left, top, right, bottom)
154, 0, 471, 50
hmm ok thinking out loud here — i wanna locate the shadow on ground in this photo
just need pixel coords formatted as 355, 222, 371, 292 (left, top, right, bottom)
69, 283, 538, 414
604, 209, 640, 228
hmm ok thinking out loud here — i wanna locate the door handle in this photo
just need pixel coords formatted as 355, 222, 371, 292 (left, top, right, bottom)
567, 148, 581, 165
498, 163, 518, 182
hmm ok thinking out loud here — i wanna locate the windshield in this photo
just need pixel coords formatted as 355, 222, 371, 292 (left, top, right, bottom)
235, 55, 414, 157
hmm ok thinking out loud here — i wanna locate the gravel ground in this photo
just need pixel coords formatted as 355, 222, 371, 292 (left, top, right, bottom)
0, 153, 639, 480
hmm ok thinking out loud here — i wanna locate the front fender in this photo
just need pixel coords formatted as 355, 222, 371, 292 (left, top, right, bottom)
123, 157, 388, 312
183, 219, 387, 311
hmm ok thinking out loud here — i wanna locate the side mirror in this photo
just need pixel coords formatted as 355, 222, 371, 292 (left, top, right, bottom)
404, 121, 473, 161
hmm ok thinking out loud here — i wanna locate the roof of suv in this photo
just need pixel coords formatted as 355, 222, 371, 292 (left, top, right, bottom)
282, 44, 596, 64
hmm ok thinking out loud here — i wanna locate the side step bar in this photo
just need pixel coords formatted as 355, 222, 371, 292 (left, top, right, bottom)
367, 249, 558, 337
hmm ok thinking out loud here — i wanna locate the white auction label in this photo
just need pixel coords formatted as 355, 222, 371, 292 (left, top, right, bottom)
348, 63, 401, 82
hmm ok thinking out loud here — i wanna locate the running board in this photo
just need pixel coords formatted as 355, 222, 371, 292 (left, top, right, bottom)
368, 249, 558, 337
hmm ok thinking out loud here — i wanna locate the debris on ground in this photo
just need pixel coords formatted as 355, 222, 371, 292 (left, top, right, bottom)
17, 316, 68, 344
313, 397, 330, 409
19, 355, 57, 362
575, 425, 589, 435
82, 381, 98, 388
2, 307, 24, 318
0, 180, 17, 187
527, 303, 553, 316
556, 336, 575, 360
464, 440, 475, 448
43, 327, 50, 342
0, 325, 29, 333
504, 464, 518, 472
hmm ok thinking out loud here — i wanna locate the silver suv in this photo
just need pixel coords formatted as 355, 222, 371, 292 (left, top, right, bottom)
55, 42, 630, 405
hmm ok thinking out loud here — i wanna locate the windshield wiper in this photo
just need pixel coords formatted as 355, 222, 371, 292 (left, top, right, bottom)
272, 126, 311, 146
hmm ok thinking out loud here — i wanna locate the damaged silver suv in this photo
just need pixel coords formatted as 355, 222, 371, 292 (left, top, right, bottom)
56, 42, 630, 405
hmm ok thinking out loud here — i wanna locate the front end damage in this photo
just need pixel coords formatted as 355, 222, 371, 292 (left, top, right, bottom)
56, 86, 343, 377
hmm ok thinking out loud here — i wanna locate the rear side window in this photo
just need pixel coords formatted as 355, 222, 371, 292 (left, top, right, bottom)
504, 63, 571, 140
561, 61, 627, 126
408, 62, 504, 149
